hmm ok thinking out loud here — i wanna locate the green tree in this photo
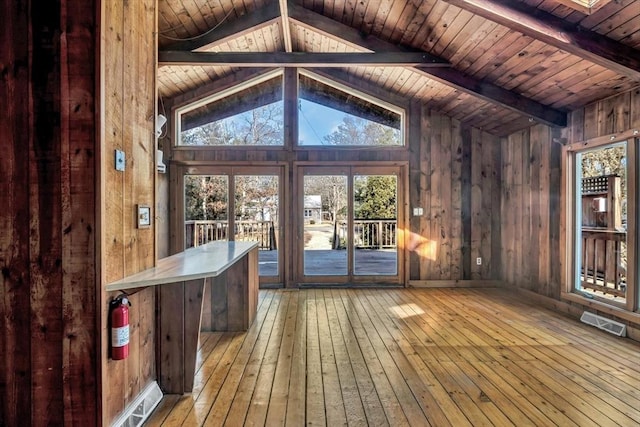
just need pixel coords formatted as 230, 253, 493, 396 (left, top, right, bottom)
354, 176, 397, 219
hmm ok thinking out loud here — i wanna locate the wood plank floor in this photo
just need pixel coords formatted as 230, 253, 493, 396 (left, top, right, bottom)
146, 288, 640, 426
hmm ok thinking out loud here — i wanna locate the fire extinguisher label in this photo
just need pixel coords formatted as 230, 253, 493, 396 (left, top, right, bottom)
112, 325, 129, 347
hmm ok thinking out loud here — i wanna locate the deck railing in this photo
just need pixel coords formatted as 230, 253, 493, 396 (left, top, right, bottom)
334, 219, 397, 249
185, 220, 276, 250
581, 228, 627, 297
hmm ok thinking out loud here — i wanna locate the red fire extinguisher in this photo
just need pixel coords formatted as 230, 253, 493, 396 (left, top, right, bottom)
110, 294, 131, 360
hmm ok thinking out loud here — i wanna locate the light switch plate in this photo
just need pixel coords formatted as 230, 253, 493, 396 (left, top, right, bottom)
115, 150, 125, 171
413, 207, 424, 216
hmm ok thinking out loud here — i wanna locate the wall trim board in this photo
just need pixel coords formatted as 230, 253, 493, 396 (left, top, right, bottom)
408, 280, 505, 288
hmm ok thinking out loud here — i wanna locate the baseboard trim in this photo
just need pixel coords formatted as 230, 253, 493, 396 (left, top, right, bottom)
408, 280, 504, 288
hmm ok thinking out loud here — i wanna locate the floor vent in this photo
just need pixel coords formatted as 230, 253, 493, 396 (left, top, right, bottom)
580, 311, 626, 337
111, 381, 163, 427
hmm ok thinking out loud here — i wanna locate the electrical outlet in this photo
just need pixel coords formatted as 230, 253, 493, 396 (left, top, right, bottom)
476, 257, 482, 265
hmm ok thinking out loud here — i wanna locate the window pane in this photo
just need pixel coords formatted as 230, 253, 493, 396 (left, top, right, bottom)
298, 74, 402, 146
575, 143, 627, 304
184, 175, 229, 248
179, 75, 284, 146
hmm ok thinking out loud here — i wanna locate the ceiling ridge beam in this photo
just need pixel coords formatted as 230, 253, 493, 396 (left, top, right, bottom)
279, 0, 293, 52
289, 3, 567, 127
161, 2, 281, 52
441, 0, 640, 80
158, 51, 450, 67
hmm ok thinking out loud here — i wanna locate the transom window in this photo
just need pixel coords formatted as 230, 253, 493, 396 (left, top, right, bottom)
176, 69, 404, 147
298, 71, 403, 146
177, 71, 285, 146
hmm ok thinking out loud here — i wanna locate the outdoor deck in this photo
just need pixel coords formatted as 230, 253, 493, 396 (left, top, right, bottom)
147, 288, 640, 427
258, 249, 398, 277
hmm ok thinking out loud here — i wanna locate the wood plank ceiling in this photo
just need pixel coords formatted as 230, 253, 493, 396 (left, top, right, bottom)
157, 0, 640, 136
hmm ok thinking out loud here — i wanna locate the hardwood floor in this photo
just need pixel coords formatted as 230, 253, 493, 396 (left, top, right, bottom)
146, 288, 640, 426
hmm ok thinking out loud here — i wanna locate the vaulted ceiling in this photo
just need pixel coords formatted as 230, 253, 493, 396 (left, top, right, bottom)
157, 0, 640, 136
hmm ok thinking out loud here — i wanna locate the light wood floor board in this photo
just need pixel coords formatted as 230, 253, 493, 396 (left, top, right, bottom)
147, 288, 640, 426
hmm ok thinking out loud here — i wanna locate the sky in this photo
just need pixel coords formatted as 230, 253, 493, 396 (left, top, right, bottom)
297, 99, 345, 145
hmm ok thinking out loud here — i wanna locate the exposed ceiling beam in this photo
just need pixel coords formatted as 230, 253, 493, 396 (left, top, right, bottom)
441, 0, 640, 80
158, 51, 450, 67
279, 0, 293, 52
161, 2, 281, 52
289, 3, 567, 127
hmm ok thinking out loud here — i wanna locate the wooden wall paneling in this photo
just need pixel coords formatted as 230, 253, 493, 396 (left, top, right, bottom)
124, 0, 141, 408
183, 279, 205, 392
570, 107, 585, 143
528, 126, 549, 287
583, 94, 600, 142
549, 128, 563, 297
509, 132, 521, 286
490, 132, 502, 280
408, 102, 423, 280
103, 0, 127, 418
30, 3, 67, 424
64, 0, 99, 422
521, 129, 533, 288
631, 87, 640, 128
419, 105, 433, 280
470, 128, 483, 280
225, 256, 247, 331
601, 91, 631, 134
2, 1, 99, 425
540, 126, 553, 295
460, 125, 473, 279
0, 2, 32, 423
429, 113, 443, 279
450, 119, 464, 280
440, 115, 454, 279
103, 0, 157, 423
201, 277, 212, 329
480, 131, 495, 279
501, 136, 514, 286
211, 274, 229, 331
104, 0, 125, 284
158, 281, 186, 394
138, 287, 156, 383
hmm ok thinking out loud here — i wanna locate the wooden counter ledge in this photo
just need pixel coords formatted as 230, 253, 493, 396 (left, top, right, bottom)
106, 241, 258, 291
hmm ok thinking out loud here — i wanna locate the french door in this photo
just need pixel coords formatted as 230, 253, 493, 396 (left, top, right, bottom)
297, 165, 404, 285
182, 165, 284, 285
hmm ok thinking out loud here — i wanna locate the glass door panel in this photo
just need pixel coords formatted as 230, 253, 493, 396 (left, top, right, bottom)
184, 175, 229, 248
353, 174, 398, 276
299, 165, 403, 284
303, 175, 348, 276
575, 142, 628, 304
235, 175, 280, 277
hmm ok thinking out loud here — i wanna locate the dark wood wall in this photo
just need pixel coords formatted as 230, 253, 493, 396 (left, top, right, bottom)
1, 1, 158, 425
500, 125, 563, 297
409, 105, 502, 282
500, 86, 640, 300
101, 0, 157, 424
570, 87, 640, 142
0, 1, 99, 425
